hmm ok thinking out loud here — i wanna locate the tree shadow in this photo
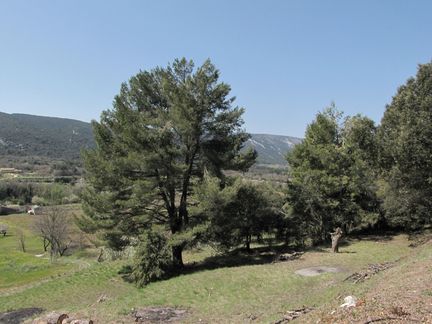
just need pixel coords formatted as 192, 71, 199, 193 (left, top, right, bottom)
119, 244, 302, 284
120, 233, 399, 285
0, 307, 44, 324
183, 249, 276, 273
351, 234, 395, 242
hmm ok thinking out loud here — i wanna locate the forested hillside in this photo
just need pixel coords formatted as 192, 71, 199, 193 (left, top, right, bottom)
0, 112, 299, 164
0, 113, 94, 159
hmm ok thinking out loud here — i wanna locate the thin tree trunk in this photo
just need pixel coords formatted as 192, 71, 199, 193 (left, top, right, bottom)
330, 227, 343, 253
43, 237, 50, 252
170, 207, 184, 268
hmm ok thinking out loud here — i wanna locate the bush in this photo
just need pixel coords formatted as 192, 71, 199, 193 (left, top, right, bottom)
132, 228, 172, 287
63, 194, 80, 204
0, 181, 35, 204
32, 195, 48, 206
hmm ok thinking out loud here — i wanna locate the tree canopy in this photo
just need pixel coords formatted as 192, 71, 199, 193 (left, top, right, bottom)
378, 61, 432, 228
286, 106, 379, 243
81, 58, 256, 269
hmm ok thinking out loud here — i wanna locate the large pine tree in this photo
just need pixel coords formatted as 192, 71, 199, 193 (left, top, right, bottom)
81, 58, 256, 268
286, 106, 379, 243
378, 62, 432, 228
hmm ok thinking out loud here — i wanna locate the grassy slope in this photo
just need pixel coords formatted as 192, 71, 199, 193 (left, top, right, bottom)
0, 219, 417, 323
305, 237, 432, 323
0, 214, 76, 290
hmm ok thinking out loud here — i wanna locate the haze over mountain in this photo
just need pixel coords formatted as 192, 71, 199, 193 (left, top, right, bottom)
0, 112, 301, 165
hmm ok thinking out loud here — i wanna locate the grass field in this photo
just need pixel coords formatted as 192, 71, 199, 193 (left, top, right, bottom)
0, 211, 429, 323
0, 214, 78, 291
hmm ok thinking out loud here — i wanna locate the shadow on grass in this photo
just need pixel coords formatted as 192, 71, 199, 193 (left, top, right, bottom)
119, 244, 300, 284
353, 234, 395, 242
120, 233, 399, 285
0, 307, 44, 324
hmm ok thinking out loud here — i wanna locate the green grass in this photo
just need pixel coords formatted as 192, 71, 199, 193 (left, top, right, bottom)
0, 223, 415, 323
0, 213, 86, 291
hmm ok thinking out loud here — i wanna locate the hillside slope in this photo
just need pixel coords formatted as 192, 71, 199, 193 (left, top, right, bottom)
0, 112, 94, 159
0, 112, 301, 164
245, 133, 302, 165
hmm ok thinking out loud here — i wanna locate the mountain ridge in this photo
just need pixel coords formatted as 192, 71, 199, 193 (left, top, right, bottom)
0, 112, 301, 164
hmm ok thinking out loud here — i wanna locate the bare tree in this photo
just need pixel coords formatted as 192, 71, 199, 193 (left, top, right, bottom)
33, 207, 71, 260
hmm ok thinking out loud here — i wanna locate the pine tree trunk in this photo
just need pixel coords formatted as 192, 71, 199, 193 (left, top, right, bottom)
169, 207, 184, 269
245, 234, 252, 253
172, 245, 184, 268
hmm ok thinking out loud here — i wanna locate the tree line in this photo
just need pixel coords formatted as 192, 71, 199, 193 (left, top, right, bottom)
79, 58, 432, 285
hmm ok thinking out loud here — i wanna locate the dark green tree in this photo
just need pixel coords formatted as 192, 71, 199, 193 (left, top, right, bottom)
378, 62, 432, 229
286, 106, 379, 244
81, 58, 256, 269
194, 175, 280, 252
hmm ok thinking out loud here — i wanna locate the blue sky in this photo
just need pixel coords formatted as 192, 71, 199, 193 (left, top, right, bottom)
0, 0, 431, 137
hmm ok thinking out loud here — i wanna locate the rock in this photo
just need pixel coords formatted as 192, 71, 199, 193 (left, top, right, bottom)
340, 296, 357, 308
32, 313, 94, 324
295, 266, 343, 277
32, 312, 68, 324
132, 307, 187, 322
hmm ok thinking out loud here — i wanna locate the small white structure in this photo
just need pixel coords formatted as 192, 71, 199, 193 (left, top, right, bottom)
27, 205, 40, 215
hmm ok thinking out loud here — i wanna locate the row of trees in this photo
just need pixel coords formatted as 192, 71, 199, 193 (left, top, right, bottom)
80, 58, 432, 285
0, 181, 81, 206
288, 62, 432, 240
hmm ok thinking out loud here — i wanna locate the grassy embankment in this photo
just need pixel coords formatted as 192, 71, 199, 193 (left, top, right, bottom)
0, 211, 428, 323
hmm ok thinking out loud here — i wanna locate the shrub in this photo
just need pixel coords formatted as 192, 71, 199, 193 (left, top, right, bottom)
132, 228, 172, 287
32, 195, 48, 206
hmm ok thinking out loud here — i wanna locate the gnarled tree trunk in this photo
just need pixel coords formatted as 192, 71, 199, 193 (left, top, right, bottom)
330, 227, 343, 253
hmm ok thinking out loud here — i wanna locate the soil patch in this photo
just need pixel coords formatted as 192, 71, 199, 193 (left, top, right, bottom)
295, 266, 343, 277
0, 308, 44, 324
131, 307, 187, 323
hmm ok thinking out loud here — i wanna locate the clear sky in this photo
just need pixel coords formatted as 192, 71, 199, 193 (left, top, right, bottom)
0, 0, 431, 137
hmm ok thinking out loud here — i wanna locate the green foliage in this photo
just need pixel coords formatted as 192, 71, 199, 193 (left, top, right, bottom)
0, 180, 78, 206
132, 227, 172, 287
378, 62, 432, 229
0, 181, 34, 204
82, 58, 256, 268
194, 174, 281, 251
287, 105, 379, 243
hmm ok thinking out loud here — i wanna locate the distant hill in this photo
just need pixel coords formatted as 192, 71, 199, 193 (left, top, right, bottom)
0, 112, 301, 164
0, 112, 94, 159
245, 134, 302, 165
